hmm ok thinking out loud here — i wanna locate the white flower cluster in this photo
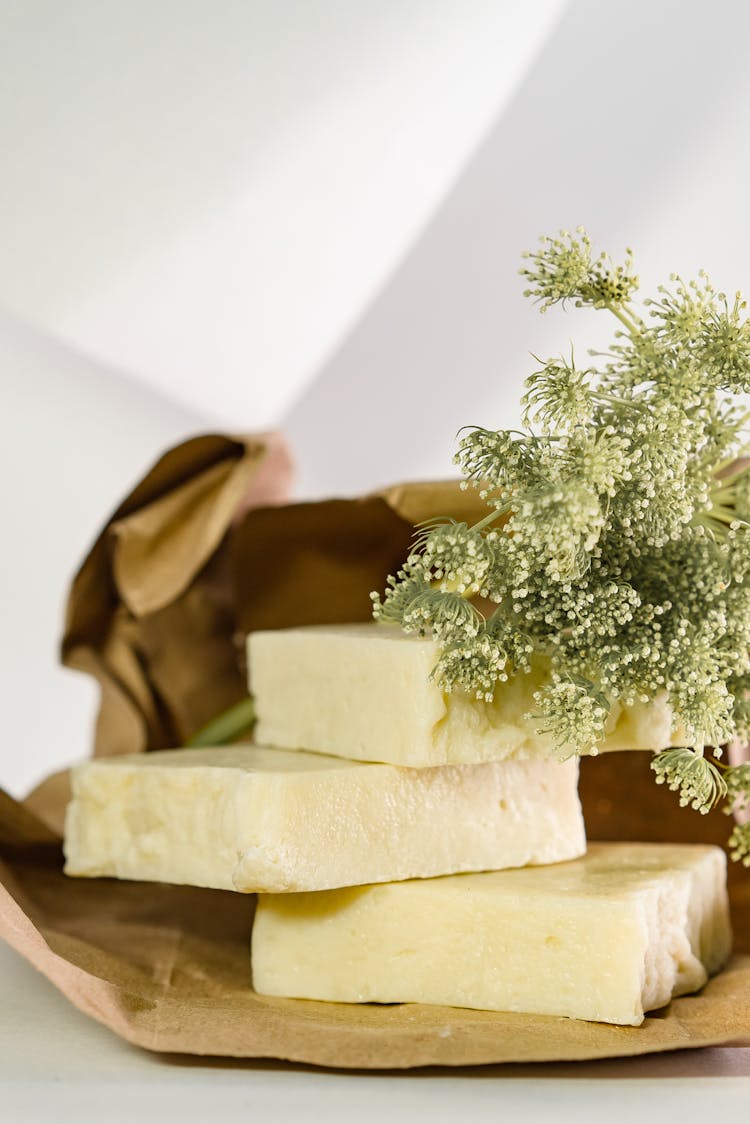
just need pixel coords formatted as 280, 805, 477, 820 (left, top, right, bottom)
373, 230, 750, 856
521, 228, 638, 312
651, 748, 727, 814
531, 675, 610, 758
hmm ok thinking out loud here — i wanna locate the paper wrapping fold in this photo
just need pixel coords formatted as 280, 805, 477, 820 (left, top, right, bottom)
61, 431, 294, 760
1, 433, 749, 1067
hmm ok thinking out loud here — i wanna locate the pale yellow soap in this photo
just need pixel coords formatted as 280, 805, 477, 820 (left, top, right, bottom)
252, 843, 731, 1026
63, 746, 585, 893
248, 623, 679, 767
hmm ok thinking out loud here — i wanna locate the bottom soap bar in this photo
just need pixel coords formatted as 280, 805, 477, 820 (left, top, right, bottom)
252, 843, 732, 1026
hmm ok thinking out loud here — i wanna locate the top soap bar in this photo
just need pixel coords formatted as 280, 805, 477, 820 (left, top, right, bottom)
248, 623, 679, 768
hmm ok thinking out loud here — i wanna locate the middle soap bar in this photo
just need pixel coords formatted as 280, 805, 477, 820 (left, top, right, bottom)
248, 622, 678, 767
63, 746, 585, 893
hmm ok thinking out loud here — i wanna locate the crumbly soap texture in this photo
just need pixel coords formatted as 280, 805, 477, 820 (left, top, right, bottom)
248, 623, 679, 767
63, 747, 586, 893
251, 842, 732, 1026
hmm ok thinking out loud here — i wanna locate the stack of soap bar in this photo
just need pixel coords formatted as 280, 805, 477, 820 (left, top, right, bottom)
63, 746, 585, 893
248, 623, 679, 766
62, 616, 731, 1029
252, 842, 732, 1026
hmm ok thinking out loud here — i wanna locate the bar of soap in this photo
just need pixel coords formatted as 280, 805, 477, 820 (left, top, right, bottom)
248, 623, 679, 767
252, 843, 731, 1026
63, 747, 585, 893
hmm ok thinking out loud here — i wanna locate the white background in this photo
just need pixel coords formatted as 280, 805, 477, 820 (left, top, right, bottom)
3, 0, 750, 1106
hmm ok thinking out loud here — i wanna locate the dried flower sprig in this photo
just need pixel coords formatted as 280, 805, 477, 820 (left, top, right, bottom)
372, 228, 750, 855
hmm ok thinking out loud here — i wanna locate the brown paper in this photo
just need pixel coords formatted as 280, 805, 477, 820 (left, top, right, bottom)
2, 434, 749, 1068
61, 431, 293, 756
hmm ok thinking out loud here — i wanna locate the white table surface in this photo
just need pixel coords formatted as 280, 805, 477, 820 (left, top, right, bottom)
2, 941, 749, 1124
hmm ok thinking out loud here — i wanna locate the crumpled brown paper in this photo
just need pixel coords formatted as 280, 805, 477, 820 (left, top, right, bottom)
1, 434, 749, 1068
61, 432, 294, 763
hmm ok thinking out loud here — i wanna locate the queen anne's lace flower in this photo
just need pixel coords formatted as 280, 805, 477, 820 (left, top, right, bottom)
371, 230, 750, 858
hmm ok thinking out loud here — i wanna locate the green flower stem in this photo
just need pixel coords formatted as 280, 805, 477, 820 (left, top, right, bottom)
604, 302, 641, 336
471, 506, 511, 534
186, 697, 256, 748
706, 503, 743, 525
708, 488, 737, 507
591, 391, 641, 411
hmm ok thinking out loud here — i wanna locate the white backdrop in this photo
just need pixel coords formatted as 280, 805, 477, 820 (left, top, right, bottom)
0, 1, 564, 428
3, 0, 750, 794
